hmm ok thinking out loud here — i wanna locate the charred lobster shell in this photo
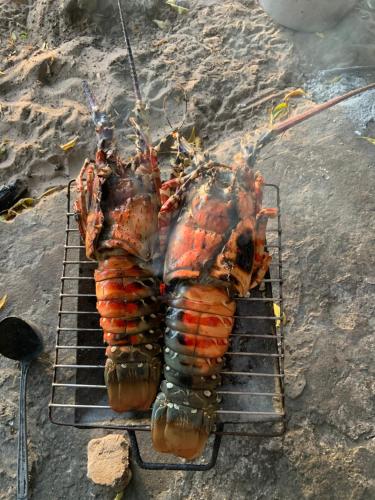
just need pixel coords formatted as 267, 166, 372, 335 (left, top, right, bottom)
74, 83, 163, 412
151, 159, 277, 459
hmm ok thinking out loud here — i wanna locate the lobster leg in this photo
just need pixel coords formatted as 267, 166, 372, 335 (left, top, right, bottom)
152, 283, 235, 459
250, 207, 278, 289
73, 159, 92, 238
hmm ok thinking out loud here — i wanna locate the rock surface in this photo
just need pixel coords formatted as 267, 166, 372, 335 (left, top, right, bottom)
87, 434, 132, 491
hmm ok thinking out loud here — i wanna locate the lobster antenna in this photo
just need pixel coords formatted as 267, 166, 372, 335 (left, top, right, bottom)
82, 80, 98, 114
117, 0, 142, 103
82, 80, 114, 150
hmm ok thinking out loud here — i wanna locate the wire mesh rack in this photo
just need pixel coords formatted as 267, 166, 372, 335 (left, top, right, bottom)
49, 180, 286, 471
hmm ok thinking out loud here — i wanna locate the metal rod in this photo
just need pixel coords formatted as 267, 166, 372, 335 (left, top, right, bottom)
226, 352, 284, 358
217, 410, 284, 416
232, 315, 281, 319
56, 345, 105, 350
53, 383, 106, 389
221, 371, 284, 378
54, 364, 105, 369
52, 383, 282, 397
59, 311, 100, 315
217, 390, 282, 396
60, 294, 97, 298
49, 403, 284, 417
63, 261, 97, 265
57, 327, 102, 332
230, 334, 282, 339
61, 277, 94, 281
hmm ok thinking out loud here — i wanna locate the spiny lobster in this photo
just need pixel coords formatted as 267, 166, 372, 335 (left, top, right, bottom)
74, 0, 375, 460
74, 76, 164, 412
151, 145, 277, 459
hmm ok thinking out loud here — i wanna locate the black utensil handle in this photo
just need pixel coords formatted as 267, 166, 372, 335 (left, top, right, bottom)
17, 361, 30, 500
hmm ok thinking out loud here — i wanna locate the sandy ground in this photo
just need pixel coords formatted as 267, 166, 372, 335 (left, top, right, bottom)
0, 0, 375, 498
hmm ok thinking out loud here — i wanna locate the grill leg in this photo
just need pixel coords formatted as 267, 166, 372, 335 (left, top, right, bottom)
127, 424, 224, 471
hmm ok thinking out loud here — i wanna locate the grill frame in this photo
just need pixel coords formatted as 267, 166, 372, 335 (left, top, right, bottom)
49, 180, 286, 470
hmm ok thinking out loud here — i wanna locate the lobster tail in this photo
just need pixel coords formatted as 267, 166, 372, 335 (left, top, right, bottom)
96, 255, 163, 412
151, 283, 235, 459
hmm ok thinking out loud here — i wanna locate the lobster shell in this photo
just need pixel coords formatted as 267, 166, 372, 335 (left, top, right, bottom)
74, 149, 163, 412
151, 161, 277, 459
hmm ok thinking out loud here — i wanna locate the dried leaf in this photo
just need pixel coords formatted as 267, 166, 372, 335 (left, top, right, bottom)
0, 197, 36, 221
153, 38, 168, 47
360, 136, 375, 145
273, 303, 286, 328
0, 294, 7, 310
60, 136, 79, 152
0, 70, 6, 76
284, 88, 306, 101
166, 1, 189, 14
38, 186, 64, 199
153, 19, 171, 30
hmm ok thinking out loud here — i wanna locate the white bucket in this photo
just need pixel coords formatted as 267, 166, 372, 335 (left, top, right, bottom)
259, 0, 359, 32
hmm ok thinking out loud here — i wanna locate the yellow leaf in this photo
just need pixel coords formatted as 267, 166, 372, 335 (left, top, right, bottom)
360, 136, 375, 145
315, 32, 325, 38
60, 135, 79, 152
166, 1, 189, 13
0, 70, 6, 76
273, 303, 286, 328
0, 294, 7, 310
270, 101, 289, 126
284, 88, 306, 101
272, 102, 288, 113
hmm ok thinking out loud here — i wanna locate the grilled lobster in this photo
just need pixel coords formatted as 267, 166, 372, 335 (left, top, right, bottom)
151, 147, 277, 459
74, 80, 163, 412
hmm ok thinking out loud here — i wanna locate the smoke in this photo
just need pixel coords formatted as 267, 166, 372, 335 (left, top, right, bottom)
307, 73, 375, 133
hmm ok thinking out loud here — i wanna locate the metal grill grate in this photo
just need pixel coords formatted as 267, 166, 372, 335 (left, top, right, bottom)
49, 180, 286, 470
